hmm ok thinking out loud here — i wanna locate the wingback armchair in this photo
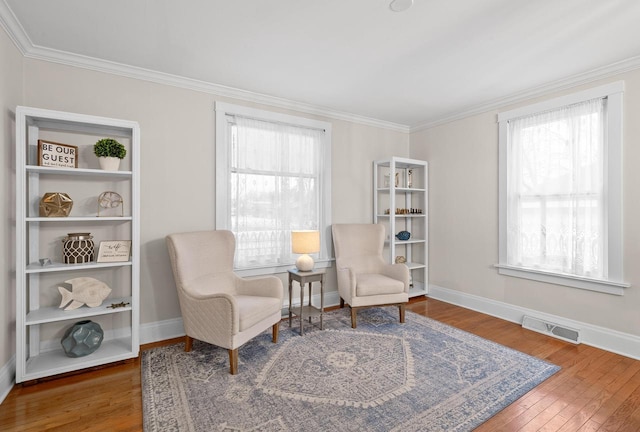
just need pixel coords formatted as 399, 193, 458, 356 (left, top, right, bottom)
166, 230, 284, 374
332, 223, 410, 328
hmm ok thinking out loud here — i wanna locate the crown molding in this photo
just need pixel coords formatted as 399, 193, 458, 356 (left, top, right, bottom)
410, 55, 640, 132
0, 0, 30, 54
27, 45, 409, 133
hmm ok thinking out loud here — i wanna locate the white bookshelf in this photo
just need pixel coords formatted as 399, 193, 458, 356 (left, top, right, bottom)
15, 106, 140, 383
373, 157, 428, 297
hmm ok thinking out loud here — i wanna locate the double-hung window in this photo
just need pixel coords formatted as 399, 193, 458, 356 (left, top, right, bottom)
497, 82, 628, 295
215, 102, 331, 275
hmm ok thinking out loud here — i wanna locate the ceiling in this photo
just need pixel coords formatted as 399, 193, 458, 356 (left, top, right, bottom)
3, 0, 640, 131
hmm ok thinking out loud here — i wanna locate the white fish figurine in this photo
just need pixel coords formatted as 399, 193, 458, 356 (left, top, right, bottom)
58, 277, 112, 310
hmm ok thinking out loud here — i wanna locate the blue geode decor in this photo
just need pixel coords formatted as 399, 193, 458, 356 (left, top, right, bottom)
395, 231, 411, 241
61, 320, 104, 358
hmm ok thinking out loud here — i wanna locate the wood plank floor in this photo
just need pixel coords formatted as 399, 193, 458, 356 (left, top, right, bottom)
1, 297, 639, 431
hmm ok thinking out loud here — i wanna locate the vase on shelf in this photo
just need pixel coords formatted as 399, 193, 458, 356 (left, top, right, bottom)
62, 233, 95, 264
98, 156, 121, 171
61, 320, 104, 358
39, 192, 73, 217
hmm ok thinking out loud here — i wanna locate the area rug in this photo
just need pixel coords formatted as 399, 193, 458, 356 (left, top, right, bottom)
142, 308, 559, 431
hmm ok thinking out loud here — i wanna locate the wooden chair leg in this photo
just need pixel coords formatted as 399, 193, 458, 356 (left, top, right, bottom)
399, 303, 406, 323
272, 321, 280, 343
340, 298, 345, 308
351, 307, 357, 328
184, 335, 193, 352
228, 349, 238, 375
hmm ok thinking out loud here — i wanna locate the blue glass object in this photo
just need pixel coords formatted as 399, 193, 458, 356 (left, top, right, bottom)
395, 231, 411, 241
61, 320, 104, 357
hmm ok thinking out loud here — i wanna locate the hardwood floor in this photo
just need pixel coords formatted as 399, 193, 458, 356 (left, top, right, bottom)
1, 297, 639, 431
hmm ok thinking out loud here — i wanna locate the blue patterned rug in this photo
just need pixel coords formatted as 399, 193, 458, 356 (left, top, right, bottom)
142, 308, 559, 431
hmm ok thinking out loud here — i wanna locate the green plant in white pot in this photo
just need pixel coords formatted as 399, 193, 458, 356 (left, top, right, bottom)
94, 138, 126, 171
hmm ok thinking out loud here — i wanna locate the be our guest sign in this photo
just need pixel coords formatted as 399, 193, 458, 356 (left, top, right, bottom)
38, 140, 78, 168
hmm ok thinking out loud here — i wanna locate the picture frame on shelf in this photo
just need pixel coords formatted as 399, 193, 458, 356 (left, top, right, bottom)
97, 240, 132, 263
37, 140, 78, 168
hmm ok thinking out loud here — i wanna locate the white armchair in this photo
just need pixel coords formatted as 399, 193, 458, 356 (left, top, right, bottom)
332, 223, 410, 328
166, 230, 284, 374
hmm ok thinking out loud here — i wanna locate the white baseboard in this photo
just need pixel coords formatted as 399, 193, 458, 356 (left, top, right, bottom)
0, 356, 15, 405
140, 317, 186, 345
428, 284, 640, 361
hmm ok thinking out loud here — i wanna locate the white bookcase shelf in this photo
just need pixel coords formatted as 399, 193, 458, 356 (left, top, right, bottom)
26, 296, 133, 325
15, 106, 140, 383
25, 337, 134, 380
374, 157, 428, 298
26, 165, 133, 177
26, 261, 133, 274
26, 216, 133, 222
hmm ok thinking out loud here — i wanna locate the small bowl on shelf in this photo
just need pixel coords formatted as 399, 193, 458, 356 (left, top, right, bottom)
395, 231, 411, 241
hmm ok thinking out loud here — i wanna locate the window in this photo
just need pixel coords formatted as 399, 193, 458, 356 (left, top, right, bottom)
215, 102, 331, 275
497, 82, 628, 295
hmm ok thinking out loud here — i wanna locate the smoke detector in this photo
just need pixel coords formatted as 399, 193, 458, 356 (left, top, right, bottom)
389, 0, 414, 12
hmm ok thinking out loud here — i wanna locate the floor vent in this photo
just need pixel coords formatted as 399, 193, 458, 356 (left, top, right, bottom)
522, 315, 580, 344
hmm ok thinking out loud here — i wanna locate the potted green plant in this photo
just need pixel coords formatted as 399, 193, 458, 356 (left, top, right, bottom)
94, 138, 127, 171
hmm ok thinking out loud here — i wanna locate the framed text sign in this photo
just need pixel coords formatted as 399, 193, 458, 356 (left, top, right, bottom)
38, 140, 78, 168
97, 240, 132, 263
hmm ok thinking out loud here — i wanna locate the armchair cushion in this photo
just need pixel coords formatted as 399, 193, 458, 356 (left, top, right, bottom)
236, 295, 282, 331
356, 273, 405, 297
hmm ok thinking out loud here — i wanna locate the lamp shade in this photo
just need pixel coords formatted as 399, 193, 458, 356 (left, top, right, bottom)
291, 230, 320, 254
292, 230, 320, 271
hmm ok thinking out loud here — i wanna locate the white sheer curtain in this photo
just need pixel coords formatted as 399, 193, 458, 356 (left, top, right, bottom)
506, 98, 605, 278
230, 116, 324, 268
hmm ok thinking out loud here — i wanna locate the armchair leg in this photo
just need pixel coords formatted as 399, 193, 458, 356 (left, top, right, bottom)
399, 303, 406, 323
272, 321, 280, 343
184, 335, 193, 352
350, 307, 357, 328
228, 349, 238, 375
340, 298, 345, 308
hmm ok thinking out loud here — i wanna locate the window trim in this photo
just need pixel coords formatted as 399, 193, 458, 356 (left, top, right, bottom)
215, 102, 332, 276
496, 81, 629, 295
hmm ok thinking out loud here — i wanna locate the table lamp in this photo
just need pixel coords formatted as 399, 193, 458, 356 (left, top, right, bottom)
292, 230, 320, 271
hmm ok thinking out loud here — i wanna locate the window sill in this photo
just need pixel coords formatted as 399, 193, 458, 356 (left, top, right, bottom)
235, 259, 334, 278
495, 264, 629, 295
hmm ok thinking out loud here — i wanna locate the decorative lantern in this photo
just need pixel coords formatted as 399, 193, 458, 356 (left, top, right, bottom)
62, 233, 95, 264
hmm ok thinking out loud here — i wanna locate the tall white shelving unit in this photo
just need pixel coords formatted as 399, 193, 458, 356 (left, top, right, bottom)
374, 157, 428, 297
15, 106, 140, 383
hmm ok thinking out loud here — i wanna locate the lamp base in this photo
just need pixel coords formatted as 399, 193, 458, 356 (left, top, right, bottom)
295, 254, 315, 272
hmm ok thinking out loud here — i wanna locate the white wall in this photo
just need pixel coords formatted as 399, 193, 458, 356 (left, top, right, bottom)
20, 57, 409, 328
410, 71, 640, 338
0, 24, 22, 393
